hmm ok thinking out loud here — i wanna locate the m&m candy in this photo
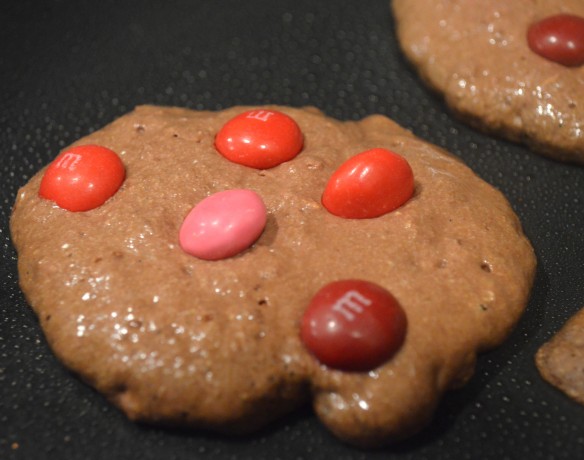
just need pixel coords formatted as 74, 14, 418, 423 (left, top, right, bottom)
39, 144, 125, 212
527, 14, 584, 67
179, 189, 267, 260
300, 280, 407, 372
215, 109, 304, 169
322, 148, 414, 219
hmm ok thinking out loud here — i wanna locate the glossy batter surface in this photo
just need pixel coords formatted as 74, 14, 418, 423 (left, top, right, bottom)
392, 0, 584, 164
10, 105, 536, 446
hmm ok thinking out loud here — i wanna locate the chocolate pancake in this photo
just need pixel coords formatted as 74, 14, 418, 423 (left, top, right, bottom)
10, 105, 536, 446
392, 0, 584, 164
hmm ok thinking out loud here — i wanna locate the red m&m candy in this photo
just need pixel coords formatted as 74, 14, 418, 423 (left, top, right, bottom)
527, 14, 584, 67
215, 109, 304, 169
39, 144, 125, 212
300, 280, 407, 372
322, 148, 414, 219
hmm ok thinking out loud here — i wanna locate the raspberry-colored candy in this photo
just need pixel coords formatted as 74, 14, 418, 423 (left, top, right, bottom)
322, 148, 414, 219
527, 14, 584, 67
300, 280, 407, 372
215, 109, 304, 169
39, 144, 125, 212
179, 189, 267, 260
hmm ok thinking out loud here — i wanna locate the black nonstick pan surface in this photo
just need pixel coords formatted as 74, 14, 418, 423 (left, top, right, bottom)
1, 1, 583, 459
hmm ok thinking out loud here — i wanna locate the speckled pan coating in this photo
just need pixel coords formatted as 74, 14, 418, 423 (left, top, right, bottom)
392, 0, 584, 164
10, 105, 536, 446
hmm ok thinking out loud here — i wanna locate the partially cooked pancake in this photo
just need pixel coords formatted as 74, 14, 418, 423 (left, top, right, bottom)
10, 105, 536, 446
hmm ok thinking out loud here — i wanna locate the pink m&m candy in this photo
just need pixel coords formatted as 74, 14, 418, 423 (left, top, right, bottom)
215, 109, 304, 169
179, 189, 267, 260
301, 280, 407, 372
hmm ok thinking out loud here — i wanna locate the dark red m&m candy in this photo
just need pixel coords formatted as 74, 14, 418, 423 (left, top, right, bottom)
527, 14, 584, 67
300, 280, 407, 372
215, 109, 304, 169
39, 144, 125, 212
